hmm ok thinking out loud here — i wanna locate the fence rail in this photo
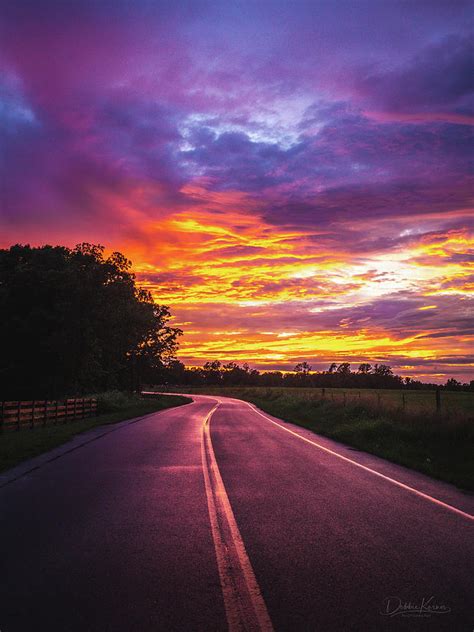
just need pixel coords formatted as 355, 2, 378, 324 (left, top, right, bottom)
0, 398, 98, 432
307, 387, 448, 413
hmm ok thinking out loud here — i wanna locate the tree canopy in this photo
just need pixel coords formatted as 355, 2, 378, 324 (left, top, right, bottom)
0, 244, 181, 399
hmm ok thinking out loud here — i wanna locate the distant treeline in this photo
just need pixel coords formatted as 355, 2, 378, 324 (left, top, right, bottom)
0, 244, 181, 399
158, 360, 474, 391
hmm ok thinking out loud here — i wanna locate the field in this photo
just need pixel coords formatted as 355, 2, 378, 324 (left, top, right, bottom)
312, 386, 474, 414
167, 386, 474, 490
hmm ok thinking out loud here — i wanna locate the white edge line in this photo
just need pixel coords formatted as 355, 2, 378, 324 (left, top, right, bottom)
240, 400, 474, 523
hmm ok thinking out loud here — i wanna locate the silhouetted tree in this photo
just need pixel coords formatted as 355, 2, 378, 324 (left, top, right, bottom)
260, 371, 284, 386
0, 244, 181, 398
373, 364, 393, 376
336, 362, 351, 375
294, 362, 311, 375
445, 378, 461, 391
202, 361, 222, 385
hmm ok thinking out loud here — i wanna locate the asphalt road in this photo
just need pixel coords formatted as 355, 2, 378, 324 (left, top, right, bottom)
0, 395, 472, 631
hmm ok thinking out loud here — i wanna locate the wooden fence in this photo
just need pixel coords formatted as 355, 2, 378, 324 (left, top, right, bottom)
0, 398, 98, 432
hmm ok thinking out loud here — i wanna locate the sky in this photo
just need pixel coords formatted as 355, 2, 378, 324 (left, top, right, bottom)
1, 0, 473, 382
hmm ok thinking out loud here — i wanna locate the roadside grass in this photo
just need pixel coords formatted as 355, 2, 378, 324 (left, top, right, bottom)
167, 386, 474, 490
0, 392, 191, 473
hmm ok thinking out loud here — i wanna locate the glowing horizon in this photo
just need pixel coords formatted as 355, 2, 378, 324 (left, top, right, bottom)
1, 1, 473, 382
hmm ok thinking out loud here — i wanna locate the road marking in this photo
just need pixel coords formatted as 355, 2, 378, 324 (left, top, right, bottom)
175, 393, 473, 522
237, 401, 474, 523
201, 404, 274, 632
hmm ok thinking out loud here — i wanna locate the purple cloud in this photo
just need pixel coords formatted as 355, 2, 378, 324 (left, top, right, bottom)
356, 34, 474, 116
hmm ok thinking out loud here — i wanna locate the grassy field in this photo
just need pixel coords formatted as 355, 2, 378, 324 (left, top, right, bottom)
0, 391, 191, 473
311, 386, 474, 414
169, 386, 474, 490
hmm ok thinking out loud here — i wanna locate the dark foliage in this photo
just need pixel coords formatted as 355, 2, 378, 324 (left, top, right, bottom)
0, 244, 181, 399
158, 360, 473, 391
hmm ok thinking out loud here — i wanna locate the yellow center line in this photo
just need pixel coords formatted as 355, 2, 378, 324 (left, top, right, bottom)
201, 402, 274, 632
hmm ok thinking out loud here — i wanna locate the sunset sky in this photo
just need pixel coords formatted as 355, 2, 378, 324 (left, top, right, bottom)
1, 1, 473, 382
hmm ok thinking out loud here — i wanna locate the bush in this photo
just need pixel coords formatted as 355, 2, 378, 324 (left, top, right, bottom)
95, 390, 142, 414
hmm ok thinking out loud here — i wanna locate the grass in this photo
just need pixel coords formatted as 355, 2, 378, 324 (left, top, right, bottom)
167, 386, 474, 491
0, 391, 191, 473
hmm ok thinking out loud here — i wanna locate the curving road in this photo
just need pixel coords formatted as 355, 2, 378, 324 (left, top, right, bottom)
0, 394, 472, 631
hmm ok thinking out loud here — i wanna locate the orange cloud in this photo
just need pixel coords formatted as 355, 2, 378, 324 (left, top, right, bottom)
105, 196, 472, 381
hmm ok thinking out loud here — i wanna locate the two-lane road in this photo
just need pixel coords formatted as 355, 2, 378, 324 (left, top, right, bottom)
0, 395, 472, 631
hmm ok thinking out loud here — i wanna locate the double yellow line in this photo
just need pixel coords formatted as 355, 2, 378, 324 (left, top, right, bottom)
201, 403, 274, 632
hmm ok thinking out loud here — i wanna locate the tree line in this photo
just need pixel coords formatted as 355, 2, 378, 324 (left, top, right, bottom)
0, 244, 182, 399
158, 360, 474, 391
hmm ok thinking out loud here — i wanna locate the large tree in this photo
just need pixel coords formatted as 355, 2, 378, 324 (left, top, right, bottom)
0, 244, 181, 398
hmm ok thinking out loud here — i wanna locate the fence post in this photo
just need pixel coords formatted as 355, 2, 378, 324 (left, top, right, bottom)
17, 401, 21, 431
1, 401, 4, 432
55, 400, 59, 424
73, 399, 77, 420
31, 401, 35, 428
343, 392, 346, 406
436, 388, 441, 413
322, 388, 325, 399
